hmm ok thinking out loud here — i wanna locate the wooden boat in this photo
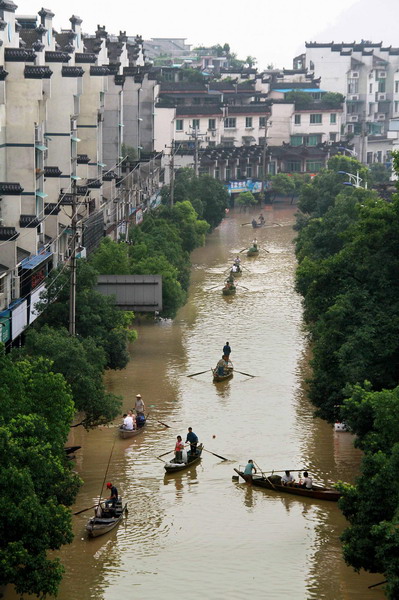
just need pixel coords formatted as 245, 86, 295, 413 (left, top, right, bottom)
86, 498, 127, 537
64, 445, 81, 456
222, 284, 236, 295
230, 266, 242, 277
234, 469, 341, 501
247, 246, 259, 256
252, 220, 265, 229
118, 421, 146, 439
212, 362, 234, 382
164, 444, 203, 473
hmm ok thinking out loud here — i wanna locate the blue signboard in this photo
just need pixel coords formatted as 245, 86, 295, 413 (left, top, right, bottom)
226, 179, 263, 195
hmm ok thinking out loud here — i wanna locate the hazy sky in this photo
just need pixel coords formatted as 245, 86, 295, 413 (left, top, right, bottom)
16, 0, 399, 69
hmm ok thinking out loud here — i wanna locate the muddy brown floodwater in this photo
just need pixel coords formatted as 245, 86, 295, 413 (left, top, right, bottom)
5, 204, 386, 600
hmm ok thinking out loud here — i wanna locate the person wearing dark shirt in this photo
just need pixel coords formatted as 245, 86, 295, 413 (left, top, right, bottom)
223, 342, 231, 358
186, 427, 198, 457
105, 482, 118, 508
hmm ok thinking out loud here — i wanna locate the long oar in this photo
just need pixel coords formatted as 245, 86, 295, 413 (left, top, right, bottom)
234, 369, 255, 378
73, 502, 103, 516
156, 419, 171, 428
157, 449, 174, 458
239, 247, 248, 253
368, 581, 387, 589
255, 462, 277, 489
207, 285, 221, 291
187, 369, 211, 377
241, 222, 251, 226
203, 448, 229, 461
237, 284, 250, 291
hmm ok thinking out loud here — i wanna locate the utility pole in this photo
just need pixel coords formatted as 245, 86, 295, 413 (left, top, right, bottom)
261, 115, 271, 184
69, 177, 78, 336
187, 125, 205, 176
169, 140, 175, 207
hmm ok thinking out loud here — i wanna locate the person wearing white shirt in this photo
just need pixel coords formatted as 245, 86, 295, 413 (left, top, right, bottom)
123, 413, 134, 430
281, 470, 295, 486
301, 471, 313, 489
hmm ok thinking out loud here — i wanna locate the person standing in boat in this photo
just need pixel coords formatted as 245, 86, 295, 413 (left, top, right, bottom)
186, 427, 198, 457
105, 482, 118, 508
135, 393, 145, 416
259, 213, 265, 224
234, 256, 241, 266
223, 342, 231, 359
243, 459, 257, 483
252, 238, 258, 250
281, 470, 295, 486
175, 436, 184, 463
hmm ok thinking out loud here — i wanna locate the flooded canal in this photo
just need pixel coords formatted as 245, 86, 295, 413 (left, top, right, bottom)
5, 204, 385, 599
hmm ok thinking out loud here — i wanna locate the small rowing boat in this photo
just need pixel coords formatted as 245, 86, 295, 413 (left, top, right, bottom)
86, 498, 127, 537
247, 246, 259, 256
118, 421, 146, 439
222, 284, 236, 295
212, 361, 234, 382
234, 469, 341, 501
164, 444, 203, 473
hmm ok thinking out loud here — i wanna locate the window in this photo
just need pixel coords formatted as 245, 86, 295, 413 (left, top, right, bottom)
225, 167, 231, 180
208, 118, 216, 130
348, 78, 359, 94
290, 135, 302, 146
245, 117, 253, 128
329, 132, 337, 142
208, 141, 216, 148
395, 101, 399, 113
214, 168, 220, 179
330, 113, 337, 124
395, 81, 399, 93
310, 113, 322, 124
192, 119, 200, 129
306, 161, 323, 172
246, 166, 252, 177
237, 167, 241, 179
294, 114, 301, 125
176, 119, 183, 131
268, 162, 276, 175
286, 160, 301, 172
369, 83, 373, 94
367, 152, 373, 165
378, 79, 386, 93
224, 117, 236, 129
308, 135, 321, 146
259, 116, 266, 128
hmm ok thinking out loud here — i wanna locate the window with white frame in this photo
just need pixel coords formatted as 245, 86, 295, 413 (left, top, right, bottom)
176, 119, 183, 131
259, 116, 266, 128
294, 114, 301, 125
330, 113, 337, 124
310, 113, 322, 124
245, 117, 253, 128
192, 119, 200, 129
208, 118, 216, 130
224, 117, 236, 129
395, 81, 399, 93
395, 101, 399, 113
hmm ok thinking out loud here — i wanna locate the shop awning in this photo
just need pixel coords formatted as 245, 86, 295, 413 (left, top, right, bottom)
20, 251, 52, 270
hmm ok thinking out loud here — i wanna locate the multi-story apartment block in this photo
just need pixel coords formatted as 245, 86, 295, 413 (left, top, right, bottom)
296, 42, 399, 165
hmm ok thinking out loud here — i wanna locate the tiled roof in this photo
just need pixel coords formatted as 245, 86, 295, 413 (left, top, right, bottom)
20, 215, 41, 228
62, 66, 85, 77
87, 179, 103, 188
176, 105, 222, 116
0, 227, 19, 241
90, 65, 111, 76
24, 65, 53, 79
45, 51, 71, 63
5, 47, 36, 62
44, 166, 62, 177
75, 52, 97, 63
44, 203, 61, 215
0, 182, 23, 195
77, 154, 90, 164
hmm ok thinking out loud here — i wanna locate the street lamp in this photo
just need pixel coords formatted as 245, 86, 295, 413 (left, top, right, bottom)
338, 146, 357, 158
337, 170, 366, 189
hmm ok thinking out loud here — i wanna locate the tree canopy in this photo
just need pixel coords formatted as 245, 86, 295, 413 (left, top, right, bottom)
0, 350, 81, 597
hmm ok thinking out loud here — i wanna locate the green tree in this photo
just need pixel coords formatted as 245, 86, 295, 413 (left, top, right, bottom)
271, 173, 295, 199
235, 191, 257, 208
321, 92, 345, 107
285, 91, 313, 107
22, 327, 122, 427
0, 351, 81, 597
89, 237, 131, 274
369, 162, 392, 185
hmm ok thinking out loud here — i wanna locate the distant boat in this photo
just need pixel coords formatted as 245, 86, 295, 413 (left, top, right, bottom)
86, 498, 127, 537
222, 283, 236, 295
252, 220, 265, 228
164, 444, 203, 473
247, 246, 259, 257
234, 469, 341, 501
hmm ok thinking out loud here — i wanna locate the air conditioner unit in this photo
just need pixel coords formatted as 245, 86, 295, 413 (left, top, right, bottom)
351, 71, 359, 78
350, 115, 359, 122
377, 114, 386, 120
351, 95, 359, 101
378, 93, 386, 101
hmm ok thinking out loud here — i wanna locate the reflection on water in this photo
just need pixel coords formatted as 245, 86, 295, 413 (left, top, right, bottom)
4, 205, 385, 600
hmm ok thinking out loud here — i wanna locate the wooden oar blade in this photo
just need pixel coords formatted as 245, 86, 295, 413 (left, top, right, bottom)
203, 448, 229, 461
73, 503, 98, 516
157, 420, 171, 428
187, 369, 210, 377
157, 449, 174, 458
235, 370, 256, 378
